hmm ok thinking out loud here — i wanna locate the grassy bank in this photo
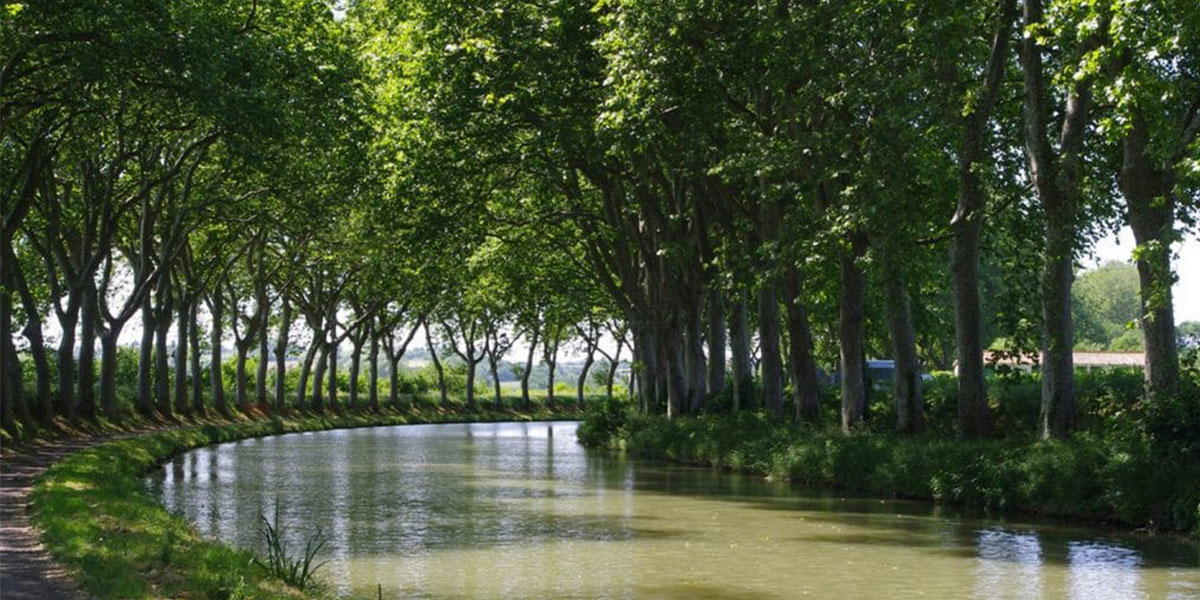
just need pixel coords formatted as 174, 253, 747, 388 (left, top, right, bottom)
578, 409, 1200, 535
29, 406, 578, 600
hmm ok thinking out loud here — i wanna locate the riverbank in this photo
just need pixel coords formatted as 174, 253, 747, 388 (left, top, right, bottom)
17, 407, 578, 600
578, 410, 1200, 536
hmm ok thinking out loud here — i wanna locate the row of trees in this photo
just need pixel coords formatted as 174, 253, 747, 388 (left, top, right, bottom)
4, 0, 1197, 439
367, 0, 1197, 438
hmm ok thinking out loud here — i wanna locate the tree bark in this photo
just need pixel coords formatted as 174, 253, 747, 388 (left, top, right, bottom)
11, 256, 54, 424
1120, 117, 1180, 398
154, 296, 172, 418
1022, 0, 1092, 438
521, 326, 539, 410
137, 297, 155, 417
368, 330, 381, 411
98, 329, 121, 420
728, 292, 753, 412
783, 270, 820, 422
189, 302, 204, 415
56, 299, 80, 421
706, 288, 726, 397
296, 337, 318, 411
327, 333, 339, 412
577, 341, 595, 410
209, 295, 227, 415
174, 297, 189, 416
274, 298, 291, 412
685, 297, 707, 412
757, 283, 784, 417
426, 327, 448, 407
952, 0, 1013, 438
312, 340, 327, 412
349, 335, 364, 410
884, 262, 924, 434
256, 308, 270, 409
488, 350, 503, 410
839, 239, 868, 432
235, 343, 251, 413
78, 283, 98, 419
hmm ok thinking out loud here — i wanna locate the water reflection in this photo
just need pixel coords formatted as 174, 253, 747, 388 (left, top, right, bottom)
148, 421, 1200, 599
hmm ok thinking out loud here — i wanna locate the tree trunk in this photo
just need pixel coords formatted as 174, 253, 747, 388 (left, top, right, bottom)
154, 300, 172, 418
12, 261, 54, 424
327, 335, 339, 412
521, 327, 538, 410
488, 351, 502, 410
605, 342, 622, 401
349, 338, 363, 410
296, 337, 318, 410
783, 270, 820, 422
839, 245, 867, 432
256, 312, 269, 409
189, 303, 204, 415
174, 297, 190, 416
99, 330, 121, 420
137, 297, 155, 417
1041, 218, 1078, 438
274, 299, 291, 413
952, 0, 1013, 438
235, 343, 251, 413
706, 288, 726, 397
312, 342, 327, 412
56, 299, 80, 421
465, 357, 477, 411
577, 343, 595, 410
0, 285, 23, 428
545, 336, 559, 408
729, 292, 753, 412
426, 327, 448, 406
209, 296, 227, 415
78, 283, 98, 419
757, 283, 784, 417
389, 356, 401, 409
685, 298, 707, 412
368, 332, 381, 411
885, 263, 924, 434
1120, 117, 1180, 398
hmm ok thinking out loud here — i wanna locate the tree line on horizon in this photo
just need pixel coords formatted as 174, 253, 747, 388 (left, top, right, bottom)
3, 0, 1197, 439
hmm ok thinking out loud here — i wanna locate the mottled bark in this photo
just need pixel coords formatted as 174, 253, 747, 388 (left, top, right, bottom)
174, 297, 190, 416
208, 295, 227, 415
137, 297, 155, 417
273, 298, 291, 412
1120, 118, 1180, 398
757, 283, 784, 417
521, 326, 539, 410
189, 303, 203, 415
884, 262, 924, 434
783, 270, 820, 422
706, 288, 726, 397
728, 292, 753, 412
839, 240, 867, 432
951, 0, 1013, 438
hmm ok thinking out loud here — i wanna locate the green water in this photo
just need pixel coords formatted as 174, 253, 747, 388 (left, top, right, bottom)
149, 421, 1199, 599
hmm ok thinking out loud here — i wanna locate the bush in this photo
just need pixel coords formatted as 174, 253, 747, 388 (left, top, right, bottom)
585, 411, 1200, 533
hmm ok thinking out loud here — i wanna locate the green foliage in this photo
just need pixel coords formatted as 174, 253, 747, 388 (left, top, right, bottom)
575, 395, 633, 447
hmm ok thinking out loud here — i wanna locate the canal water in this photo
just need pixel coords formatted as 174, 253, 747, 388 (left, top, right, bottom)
148, 421, 1200, 599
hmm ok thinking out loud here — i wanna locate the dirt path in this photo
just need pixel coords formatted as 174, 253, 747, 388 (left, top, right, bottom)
0, 432, 143, 600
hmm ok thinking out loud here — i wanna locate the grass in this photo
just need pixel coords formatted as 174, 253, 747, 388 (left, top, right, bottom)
29, 405, 579, 600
